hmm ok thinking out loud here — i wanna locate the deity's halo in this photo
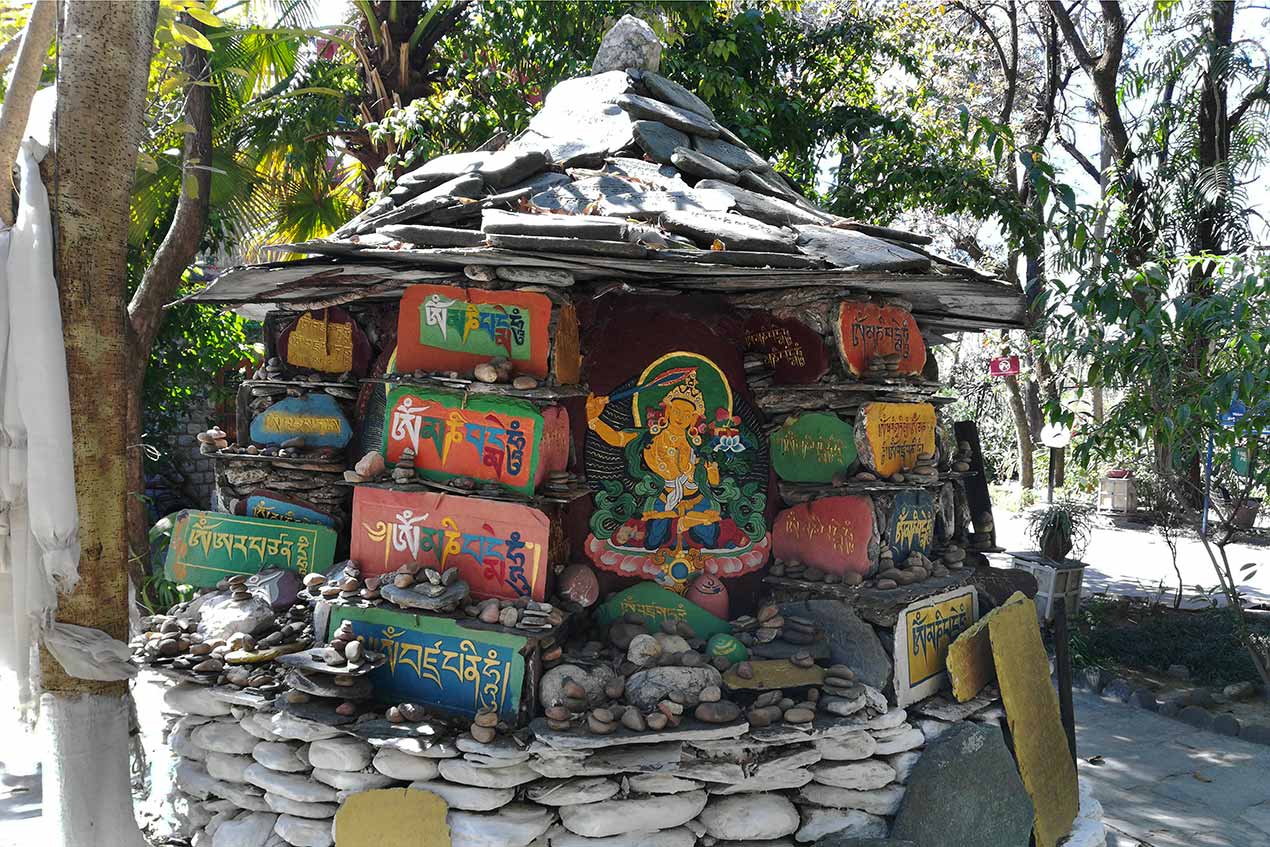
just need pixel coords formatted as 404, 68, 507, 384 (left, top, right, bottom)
632, 351, 732, 427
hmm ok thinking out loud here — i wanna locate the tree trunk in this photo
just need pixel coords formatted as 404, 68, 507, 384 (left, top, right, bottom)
1003, 373, 1034, 489
42, 3, 157, 845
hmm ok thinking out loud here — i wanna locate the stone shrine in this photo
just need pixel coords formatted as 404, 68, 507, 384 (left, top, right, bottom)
142, 18, 1100, 847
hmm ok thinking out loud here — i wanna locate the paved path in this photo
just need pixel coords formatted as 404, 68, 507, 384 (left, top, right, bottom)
1075, 690, 1270, 846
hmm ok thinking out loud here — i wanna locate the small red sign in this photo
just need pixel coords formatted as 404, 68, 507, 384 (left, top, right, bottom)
989, 355, 1020, 377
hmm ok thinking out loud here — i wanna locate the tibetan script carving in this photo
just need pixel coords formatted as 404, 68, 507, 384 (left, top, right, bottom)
835, 302, 926, 377
397, 284, 552, 378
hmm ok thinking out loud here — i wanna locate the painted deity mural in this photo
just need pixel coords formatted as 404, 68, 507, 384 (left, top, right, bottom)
584, 351, 770, 591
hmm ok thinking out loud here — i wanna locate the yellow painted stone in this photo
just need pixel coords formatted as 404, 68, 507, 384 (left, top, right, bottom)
225, 642, 306, 665
988, 593, 1078, 847
723, 659, 826, 691
287, 311, 354, 373
859, 402, 937, 477
946, 592, 1026, 702
334, 787, 451, 847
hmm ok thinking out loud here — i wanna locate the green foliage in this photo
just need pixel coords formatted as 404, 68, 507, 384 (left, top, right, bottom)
1070, 597, 1269, 687
1025, 499, 1094, 560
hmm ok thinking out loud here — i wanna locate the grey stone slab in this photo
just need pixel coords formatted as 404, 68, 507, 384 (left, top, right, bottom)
795, 224, 932, 272
911, 692, 998, 723
643, 71, 716, 120
617, 93, 720, 137
696, 179, 829, 226
529, 716, 748, 750
738, 167, 805, 202
779, 599, 892, 691
671, 147, 739, 183
594, 157, 687, 190
633, 120, 690, 165
397, 148, 550, 190
597, 187, 735, 220
649, 248, 819, 270
890, 722, 1034, 847
481, 209, 628, 240
691, 135, 770, 172
378, 224, 486, 248
356, 173, 486, 233
659, 210, 799, 253
486, 233, 648, 259
518, 97, 635, 167
528, 175, 638, 215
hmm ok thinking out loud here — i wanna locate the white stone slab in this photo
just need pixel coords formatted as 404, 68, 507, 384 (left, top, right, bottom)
795, 783, 906, 816
309, 767, 397, 792
273, 813, 333, 847
872, 725, 925, 755
439, 758, 541, 788
809, 760, 896, 790
541, 824, 697, 847
307, 737, 373, 772
626, 774, 703, 795
529, 717, 747, 750
814, 732, 877, 762
526, 777, 620, 806
793, 807, 887, 843
264, 794, 337, 821
558, 790, 707, 838
411, 779, 516, 812
244, 763, 337, 804
708, 768, 813, 795
698, 794, 800, 840
447, 804, 556, 847
372, 747, 441, 781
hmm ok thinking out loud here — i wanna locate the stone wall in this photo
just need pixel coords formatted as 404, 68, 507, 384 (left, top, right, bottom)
158, 678, 1106, 847
148, 398, 220, 518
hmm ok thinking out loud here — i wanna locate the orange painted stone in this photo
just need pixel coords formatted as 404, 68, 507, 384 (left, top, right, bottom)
350, 486, 551, 601
397, 284, 552, 378
684, 573, 730, 619
771, 495, 877, 576
835, 302, 925, 377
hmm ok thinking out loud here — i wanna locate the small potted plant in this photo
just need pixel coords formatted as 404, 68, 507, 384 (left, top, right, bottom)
1027, 500, 1094, 562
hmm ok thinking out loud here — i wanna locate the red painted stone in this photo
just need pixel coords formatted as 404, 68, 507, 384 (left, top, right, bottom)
772, 495, 876, 576
685, 573, 730, 619
349, 486, 551, 601
835, 302, 926, 377
558, 563, 600, 608
742, 312, 829, 384
397, 284, 552, 378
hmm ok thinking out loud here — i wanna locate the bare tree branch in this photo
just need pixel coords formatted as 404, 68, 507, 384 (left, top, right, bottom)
1056, 132, 1101, 180
126, 16, 212, 360
1047, 0, 1094, 73
0, 0, 55, 226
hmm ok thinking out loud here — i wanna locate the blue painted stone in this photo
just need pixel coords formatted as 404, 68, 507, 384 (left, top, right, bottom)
244, 494, 335, 528
250, 393, 352, 448
889, 490, 935, 563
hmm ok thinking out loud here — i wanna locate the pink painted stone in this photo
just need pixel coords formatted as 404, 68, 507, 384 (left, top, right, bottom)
558, 563, 600, 608
685, 573, 730, 620
772, 495, 876, 576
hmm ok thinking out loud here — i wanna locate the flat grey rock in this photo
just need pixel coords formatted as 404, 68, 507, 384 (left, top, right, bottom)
592, 16, 661, 74
643, 71, 716, 120
696, 179, 829, 226
378, 224, 486, 247
558, 790, 708, 838
795, 225, 932, 272
625, 665, 723, 710
596, 157, 688, 190
544, 825, 697, 847
633, 119, 690, 164
598, 186, 735, 220
650, 248, 817, 269
890, 722, 1034, 847
659, 210, 799, 253
481, 209, 628, 240
529, 716, 746, 750
780, 600, 892, 691
356, 173, 485, 233
671, 147, 739, 182
284, 669, 372, 701
518, 97, 635, 167
738, 167, 805, 202
690, 135, 770, 171
379, 580, 469, 612
525, 777, 620, 806
408, 779, 514, 811
795, 808, 888, 844
486, 233, 648, 259
528, 175, 638, 215
544, 71, 634, 109
398, 148, 549, 190
699, 794, 800, 841
447, 804, 555, 847
617, 93, 719, 137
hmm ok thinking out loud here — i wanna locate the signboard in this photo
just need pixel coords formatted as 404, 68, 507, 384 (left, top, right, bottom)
834, 302, 926, 377
278, 307, 372, 375
989, 355, 1020, 377
770, 412, 857, 483
1233, 446, 1253, 478
249, 393, 353, 449
241, 489, 336, 528
893, 585, 979, 707
771, 495, 877, 577
855, 402, 937, 478
326, 604, 527, 721
889, 490, 936, 562
164, 510, 337, 588
742, 312, 829, 384
397, 284, 552, 378
349, 486, 551, 601
384, 385, 553, 495
595, 582, 731, 639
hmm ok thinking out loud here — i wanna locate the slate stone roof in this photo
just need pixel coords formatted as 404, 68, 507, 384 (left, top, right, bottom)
186, 67, 1026, 332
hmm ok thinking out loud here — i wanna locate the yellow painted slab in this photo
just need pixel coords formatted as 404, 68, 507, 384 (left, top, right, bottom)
858, 402, 937, 477
723, 660, 826, 691
947, 591, 1026, 702
334, 787, 451, 847
225, 642, 306, 665
988, 594, 1077, 847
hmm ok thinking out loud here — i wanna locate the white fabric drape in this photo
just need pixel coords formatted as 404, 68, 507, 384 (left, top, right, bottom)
0, 139, 135, 711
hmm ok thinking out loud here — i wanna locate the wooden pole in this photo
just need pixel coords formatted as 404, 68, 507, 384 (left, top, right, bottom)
1053, 595, 1077, 763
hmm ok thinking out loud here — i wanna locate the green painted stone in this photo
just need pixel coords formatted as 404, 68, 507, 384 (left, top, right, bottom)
706, 633, 749, 663
596, 582, 731, 639
770, 412, 857, 483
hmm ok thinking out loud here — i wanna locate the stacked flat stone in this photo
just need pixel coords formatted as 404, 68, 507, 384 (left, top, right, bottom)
214, 457, 352, 531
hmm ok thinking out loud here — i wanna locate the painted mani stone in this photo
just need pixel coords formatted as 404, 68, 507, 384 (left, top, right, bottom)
706, 633, 748, 663
854, 401, 937, 478
742, 312, 829, 384
772, 495, 876, 577
278, 307, 372, 375
889, 490, 936, 562
770, 412, 857, 483
684, 572, 730, 619
164, 510, 337, 587
893, 585, 978, 708
326, 603, 527, 721
349, 486, 551, 602
596, 582, 731, 639
249, 393, 353, 449
834, 301, 926, 377
241, 489, 335, 528
396, 284, 552, 378
584, 351, 770, 591
383, 385, 561, 495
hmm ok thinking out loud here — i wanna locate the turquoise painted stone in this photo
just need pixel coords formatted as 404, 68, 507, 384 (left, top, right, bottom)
706, 633, 748, 663
250, 393, 353, 449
